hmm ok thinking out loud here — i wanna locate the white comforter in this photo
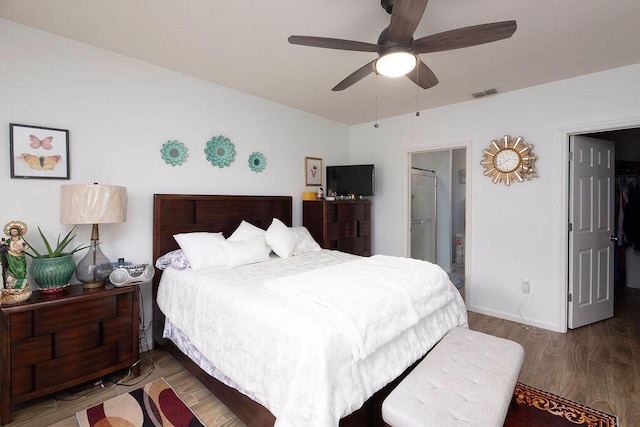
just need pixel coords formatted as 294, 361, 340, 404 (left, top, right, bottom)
157, 250, 467, 427
264, 255, 453, 361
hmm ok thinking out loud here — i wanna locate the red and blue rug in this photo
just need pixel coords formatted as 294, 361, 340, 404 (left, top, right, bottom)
505, 382, 618, 427
77, 378, 617, 426
76, 378, 203, 427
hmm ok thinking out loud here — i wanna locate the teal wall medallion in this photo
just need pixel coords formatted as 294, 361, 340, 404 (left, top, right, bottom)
160, 140, 188, 166
205, 135, 236, 168
248, 152, 267, 172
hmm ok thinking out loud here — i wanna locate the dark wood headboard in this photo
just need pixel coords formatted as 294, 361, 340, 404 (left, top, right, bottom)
153, 194, 291, 263
152, 194, 292, 285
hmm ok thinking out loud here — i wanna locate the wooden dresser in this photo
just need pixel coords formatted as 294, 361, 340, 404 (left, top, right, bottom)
0, 284, 139, 425
303, 199, 371, 256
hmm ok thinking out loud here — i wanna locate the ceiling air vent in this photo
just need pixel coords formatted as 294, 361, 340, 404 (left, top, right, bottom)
472, 88, 498, 99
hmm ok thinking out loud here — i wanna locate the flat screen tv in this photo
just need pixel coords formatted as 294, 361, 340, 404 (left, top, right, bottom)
326, 164, 375, 197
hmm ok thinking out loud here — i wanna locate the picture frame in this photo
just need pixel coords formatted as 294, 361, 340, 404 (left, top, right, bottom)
305, 157, 322, 186
9, 123, 70, 180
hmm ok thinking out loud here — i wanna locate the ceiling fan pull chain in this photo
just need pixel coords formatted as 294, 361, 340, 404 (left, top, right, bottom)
374, 77, 380, 128
416, 62, 420, 117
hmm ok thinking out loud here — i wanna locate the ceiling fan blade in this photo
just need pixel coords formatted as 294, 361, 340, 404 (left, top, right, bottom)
388, 0, 429, 43
288, 35, 378, 52
406, 60, 439, 89
332, 60, 376, 91
412, 20, 517, 54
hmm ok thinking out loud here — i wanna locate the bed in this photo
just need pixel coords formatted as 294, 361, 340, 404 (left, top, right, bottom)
152, 194, 467, 427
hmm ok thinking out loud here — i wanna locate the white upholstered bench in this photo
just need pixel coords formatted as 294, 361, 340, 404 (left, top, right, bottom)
382, 327, 525, 427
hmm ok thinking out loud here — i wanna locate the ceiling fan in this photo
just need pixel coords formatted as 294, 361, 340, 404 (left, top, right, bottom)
288, 0, 517, 91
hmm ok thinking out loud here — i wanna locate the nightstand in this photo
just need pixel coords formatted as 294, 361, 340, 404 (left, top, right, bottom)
0, 284, 139, 425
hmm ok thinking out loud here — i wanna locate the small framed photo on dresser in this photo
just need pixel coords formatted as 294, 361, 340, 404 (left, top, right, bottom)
9, 123, 70, 180
305, 157, 322, 186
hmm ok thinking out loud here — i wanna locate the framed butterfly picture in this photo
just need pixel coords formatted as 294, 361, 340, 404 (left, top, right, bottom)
10, 123, 70, 179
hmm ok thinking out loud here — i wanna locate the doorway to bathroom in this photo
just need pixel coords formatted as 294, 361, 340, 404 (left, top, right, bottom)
409, 147, 467, 294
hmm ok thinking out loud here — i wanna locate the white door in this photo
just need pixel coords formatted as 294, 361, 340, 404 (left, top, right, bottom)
410, 170, 437, 263
568, 135, 615, 329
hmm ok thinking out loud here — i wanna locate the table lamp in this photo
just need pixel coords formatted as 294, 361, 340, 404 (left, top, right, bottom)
60, 183, 127, 288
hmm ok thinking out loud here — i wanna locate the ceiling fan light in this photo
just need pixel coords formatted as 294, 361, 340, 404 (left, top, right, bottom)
375, 52, 417, 78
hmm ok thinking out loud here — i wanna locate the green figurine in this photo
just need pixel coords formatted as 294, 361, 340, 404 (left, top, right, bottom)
1, 221, 29, 289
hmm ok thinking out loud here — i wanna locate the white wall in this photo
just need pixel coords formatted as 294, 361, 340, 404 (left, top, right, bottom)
351, 63, 640, 332
0, 19, 350, 343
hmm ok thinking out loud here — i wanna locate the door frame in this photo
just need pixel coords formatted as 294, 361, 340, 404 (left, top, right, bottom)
403, 140, 472, 299
561, 117, 640, 331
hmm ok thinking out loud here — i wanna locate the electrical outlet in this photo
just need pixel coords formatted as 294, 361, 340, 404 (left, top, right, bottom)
521, 278, 530, 293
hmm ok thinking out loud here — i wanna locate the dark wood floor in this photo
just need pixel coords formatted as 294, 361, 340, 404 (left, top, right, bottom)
5, 287, 639, 427
469, 287, 640, 427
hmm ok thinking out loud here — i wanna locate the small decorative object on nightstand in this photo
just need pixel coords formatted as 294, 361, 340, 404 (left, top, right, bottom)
29, 253, 76, 293
1, 221, 30, 292
20, 224, 87, 294
0, 287, 31, 305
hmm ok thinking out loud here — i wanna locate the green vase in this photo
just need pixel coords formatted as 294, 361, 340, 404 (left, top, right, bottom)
30, 253, 76, 293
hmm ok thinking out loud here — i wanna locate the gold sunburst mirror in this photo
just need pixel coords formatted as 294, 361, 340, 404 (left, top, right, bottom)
481, 135, 538, 186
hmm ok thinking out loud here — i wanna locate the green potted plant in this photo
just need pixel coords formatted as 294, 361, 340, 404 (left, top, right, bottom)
24, 227, 88, 293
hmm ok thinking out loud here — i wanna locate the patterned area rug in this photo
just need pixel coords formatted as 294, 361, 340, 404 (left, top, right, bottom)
505, 382, 618, 427
76, 378, 204, 427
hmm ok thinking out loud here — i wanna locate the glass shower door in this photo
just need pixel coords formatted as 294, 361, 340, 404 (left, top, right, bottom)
410, 170, 437, 263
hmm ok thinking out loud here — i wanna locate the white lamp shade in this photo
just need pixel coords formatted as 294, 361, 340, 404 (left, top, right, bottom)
60, 184, 127, 224
375, 51, 417, 78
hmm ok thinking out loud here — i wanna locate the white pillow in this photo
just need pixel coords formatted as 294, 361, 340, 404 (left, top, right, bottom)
222, 236, 270, 268
292, 227, 322, 255
228, 220, 265, 241
265, 218, 300, 258
173, 232, 226, 271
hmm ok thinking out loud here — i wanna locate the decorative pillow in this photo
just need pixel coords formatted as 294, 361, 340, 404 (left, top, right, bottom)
173, 232, 226, 272
228, 220, 265, 241
292, 227, 322, 255
265, 218, 300, 258
222, 236, 270, 269
155, 249, 191, 270
228, 220, 272, 256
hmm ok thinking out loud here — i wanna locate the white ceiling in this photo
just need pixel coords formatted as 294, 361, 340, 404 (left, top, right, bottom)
2, 0, 640, 125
